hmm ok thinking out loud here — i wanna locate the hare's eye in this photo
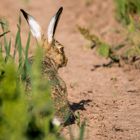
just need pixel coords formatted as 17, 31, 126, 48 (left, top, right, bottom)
59, 47, 64, 53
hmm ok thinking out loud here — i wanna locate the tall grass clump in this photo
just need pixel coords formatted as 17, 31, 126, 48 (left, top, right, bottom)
0, 17, 86, 139
114, 0, 140, 65
0, 18, 65, 140
78, 1, 140, 67
77, 26, 119, 62
114, 0, 140, 26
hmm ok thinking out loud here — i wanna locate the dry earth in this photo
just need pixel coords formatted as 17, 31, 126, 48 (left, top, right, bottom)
0, 0, 140, 140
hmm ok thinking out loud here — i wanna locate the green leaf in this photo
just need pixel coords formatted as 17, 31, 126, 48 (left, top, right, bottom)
97, 43, 110, 58
78, 121, 86, 140
25, 32, 31, 60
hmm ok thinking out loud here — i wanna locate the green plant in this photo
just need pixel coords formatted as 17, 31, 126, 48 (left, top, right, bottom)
77, 26, 117, 59
114, 0, 140, 26
0, 17, 64, 140
0, 20, 9, 37
113, 0, 140, 65
0, 17, 86, 139
78, 25, 140, 67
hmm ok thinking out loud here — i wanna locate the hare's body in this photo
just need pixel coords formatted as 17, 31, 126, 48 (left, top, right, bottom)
21, 7, 74, 126
27, 55, 73, 125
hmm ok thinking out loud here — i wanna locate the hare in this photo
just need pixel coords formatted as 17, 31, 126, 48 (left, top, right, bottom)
20, 7, 74, 126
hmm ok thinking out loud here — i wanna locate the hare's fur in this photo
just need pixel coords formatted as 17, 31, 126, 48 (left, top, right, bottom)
21, 7, 74, 125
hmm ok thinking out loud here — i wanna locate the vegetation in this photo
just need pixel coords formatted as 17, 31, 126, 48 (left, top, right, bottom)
1, 0, 140, 139
0, 17, 62, 140
78, 26, 119, 62
0, 17, 85, 140
114, 0, 140, 26
114, 0, 140, 60
78, 0, 140, 67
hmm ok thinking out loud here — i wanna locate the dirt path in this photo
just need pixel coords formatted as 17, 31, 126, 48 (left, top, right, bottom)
0, 0, 140, 139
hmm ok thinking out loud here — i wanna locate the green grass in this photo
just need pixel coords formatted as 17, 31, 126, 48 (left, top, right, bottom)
77, 26, 117, 61
0, 17, 86, 140
78, 0, 140, 66
114, 0, 140, 26
114, 0, 140, 60
0, 17, 61, 140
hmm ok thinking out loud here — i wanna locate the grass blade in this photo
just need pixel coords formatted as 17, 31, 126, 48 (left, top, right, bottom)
0, 31, 10, 38
78, 121, 86, 140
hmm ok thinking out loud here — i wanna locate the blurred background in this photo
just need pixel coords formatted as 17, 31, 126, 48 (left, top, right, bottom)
1, 0, 140, 140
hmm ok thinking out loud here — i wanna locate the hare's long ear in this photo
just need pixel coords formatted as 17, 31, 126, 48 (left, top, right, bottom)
47, 7, 63, 44
20, 9, 42, 42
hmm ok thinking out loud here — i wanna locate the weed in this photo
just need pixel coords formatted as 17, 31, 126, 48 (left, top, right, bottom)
78, 24, 140, 67
0, 16, 86, 140
114, 0, 140, 26
78, 26, 119, 62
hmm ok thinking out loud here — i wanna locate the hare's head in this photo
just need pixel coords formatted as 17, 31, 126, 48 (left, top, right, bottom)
20, 7, 67, 69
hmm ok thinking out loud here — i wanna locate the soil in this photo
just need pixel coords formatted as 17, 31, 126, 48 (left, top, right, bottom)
0, 0, 140, 139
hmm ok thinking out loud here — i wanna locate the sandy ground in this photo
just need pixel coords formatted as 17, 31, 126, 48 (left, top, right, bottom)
0, 0, 140, 139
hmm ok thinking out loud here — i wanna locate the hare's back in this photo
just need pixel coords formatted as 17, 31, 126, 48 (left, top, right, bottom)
28, 56, 67, 96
